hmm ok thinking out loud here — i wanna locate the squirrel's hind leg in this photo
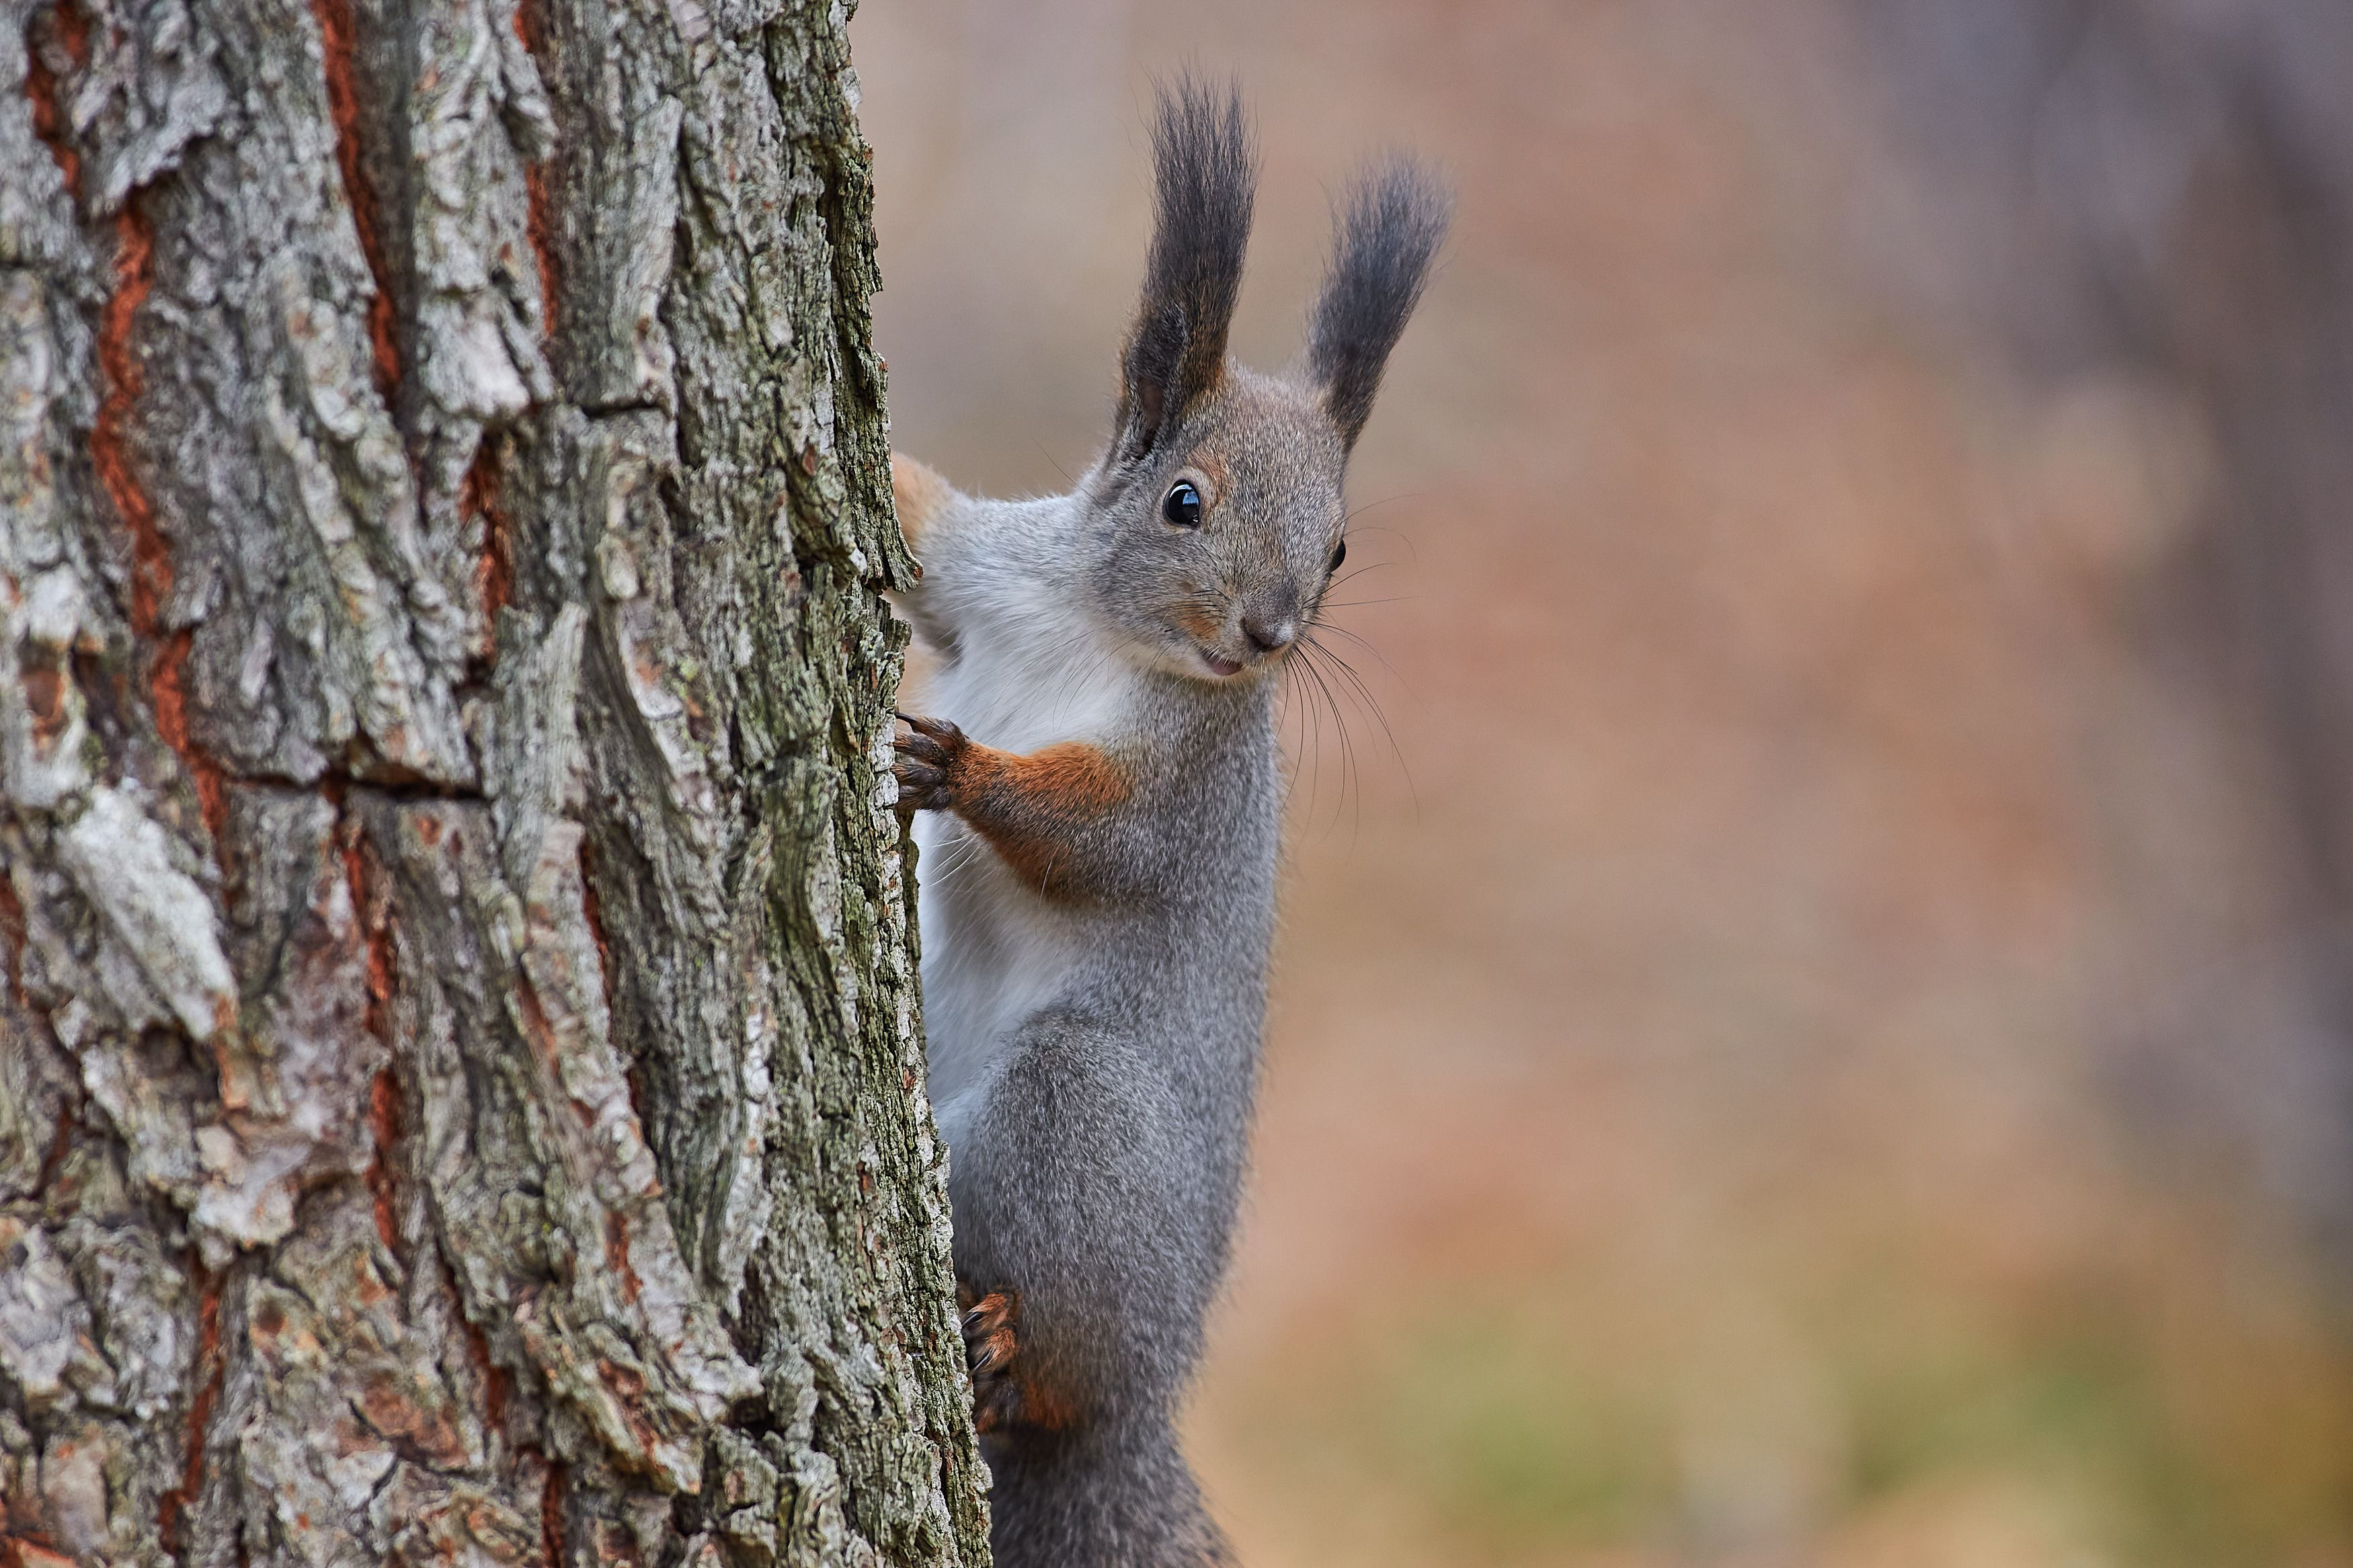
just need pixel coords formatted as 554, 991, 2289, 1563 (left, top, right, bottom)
947, 1007, 1236, 1563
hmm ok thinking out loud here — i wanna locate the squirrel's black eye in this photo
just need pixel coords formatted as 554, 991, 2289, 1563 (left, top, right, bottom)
1162, 482, 1203, 528
1330, 538, 1347, 572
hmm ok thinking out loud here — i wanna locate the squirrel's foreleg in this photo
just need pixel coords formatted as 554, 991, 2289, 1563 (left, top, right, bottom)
894, 715, 1135, 899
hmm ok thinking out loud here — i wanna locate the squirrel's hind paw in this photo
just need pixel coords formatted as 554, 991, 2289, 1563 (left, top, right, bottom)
959, 1288, 1023, 1433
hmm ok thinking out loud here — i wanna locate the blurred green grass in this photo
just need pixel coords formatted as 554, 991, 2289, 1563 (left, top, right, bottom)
1204, 1260, 2353, 1567
1308, 1304, 1675, 1551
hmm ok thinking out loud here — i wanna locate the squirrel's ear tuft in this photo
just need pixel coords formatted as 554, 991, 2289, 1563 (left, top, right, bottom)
1117, 75, 1257, 462
1306, 157, 1451, 453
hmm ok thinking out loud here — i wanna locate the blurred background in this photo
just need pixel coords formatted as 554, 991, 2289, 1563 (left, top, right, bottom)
850, 1, 2353, 1562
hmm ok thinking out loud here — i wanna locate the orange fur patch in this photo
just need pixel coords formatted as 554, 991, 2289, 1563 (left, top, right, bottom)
951, 742, 1131, 898
889, 453, 953, 552
970, 741, 1132, 814
1009, 1366, 1080, 1432
1173, 604, 1224, 643
1185, 451, 1229, 507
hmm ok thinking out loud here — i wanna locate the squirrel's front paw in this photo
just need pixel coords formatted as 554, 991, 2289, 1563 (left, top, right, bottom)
893, 713, 966, 811
959, 1288, 1023, 1433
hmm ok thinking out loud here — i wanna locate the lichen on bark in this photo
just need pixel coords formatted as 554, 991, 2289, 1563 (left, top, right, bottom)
0, 0, 986, 1560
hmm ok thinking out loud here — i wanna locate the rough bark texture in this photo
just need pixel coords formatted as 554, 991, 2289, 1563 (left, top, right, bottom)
0, 0, 991, 1559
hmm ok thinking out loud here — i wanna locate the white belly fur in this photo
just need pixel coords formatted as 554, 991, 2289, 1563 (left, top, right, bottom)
910, 608, 1137, 1151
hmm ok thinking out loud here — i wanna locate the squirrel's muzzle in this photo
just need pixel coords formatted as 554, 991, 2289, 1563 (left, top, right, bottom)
1242, 614, 1296, 657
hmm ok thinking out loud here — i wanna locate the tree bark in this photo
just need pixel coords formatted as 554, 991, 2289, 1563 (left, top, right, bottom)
0, 0, 990, 1559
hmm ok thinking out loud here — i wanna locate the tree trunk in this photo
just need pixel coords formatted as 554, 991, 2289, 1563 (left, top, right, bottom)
0, 0, 990, 1559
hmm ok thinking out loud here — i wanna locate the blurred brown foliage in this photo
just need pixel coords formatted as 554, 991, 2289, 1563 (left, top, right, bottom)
852, 1, 2353, 1561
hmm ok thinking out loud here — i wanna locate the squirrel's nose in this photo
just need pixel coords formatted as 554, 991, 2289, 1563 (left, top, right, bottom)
1241, 616, 1295, 657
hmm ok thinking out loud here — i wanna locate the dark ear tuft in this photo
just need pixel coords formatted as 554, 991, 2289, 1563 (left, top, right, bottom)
1306, 157, 1451, 452
1116, 75, 1258, 462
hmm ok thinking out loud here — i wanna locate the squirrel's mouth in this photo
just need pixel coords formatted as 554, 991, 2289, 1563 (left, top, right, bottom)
1197, 649, 1245, 679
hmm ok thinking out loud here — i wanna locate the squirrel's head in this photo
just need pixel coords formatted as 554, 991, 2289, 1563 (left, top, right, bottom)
1080, 79, 1450, 685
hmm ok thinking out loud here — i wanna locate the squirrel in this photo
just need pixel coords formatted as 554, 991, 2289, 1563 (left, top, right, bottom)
888, 78, 1449, 1567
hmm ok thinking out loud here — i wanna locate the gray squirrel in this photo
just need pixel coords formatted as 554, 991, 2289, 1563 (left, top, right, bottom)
888, 78, 1449, 1568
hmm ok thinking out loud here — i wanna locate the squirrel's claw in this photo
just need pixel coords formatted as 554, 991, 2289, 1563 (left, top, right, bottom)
898, 732, 950, 767
896, 712, 963, 744
957, 1288, 1023, 1432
